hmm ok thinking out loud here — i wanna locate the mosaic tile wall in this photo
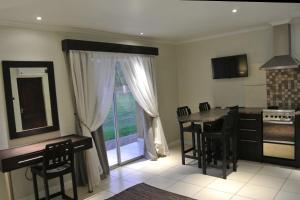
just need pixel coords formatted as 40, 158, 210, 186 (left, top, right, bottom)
266, 68, 300, 109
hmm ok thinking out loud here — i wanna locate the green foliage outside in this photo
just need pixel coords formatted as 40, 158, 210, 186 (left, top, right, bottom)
103, 92, 137, 141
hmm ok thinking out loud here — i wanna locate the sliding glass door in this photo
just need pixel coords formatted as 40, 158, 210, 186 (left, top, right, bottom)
103, 64, 144, 167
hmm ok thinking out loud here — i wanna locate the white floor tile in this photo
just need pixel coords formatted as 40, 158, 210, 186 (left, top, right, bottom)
159, 167, 188, 180
75, 146, 297, 200
207, 179, 245, 194
182, 174, 217, 187
275, 191, 300, 200
110, 167, 136, 179
281, 179, 300, 194
102, 179, 137, 194
125, 159, 150, 170
257, 165, 292, 179
166, 181, 203, 197
86, 190, 114, 200
144, 176, 177, 189
288, 169, 300, 181
237, 184, 278, 200
122, 170, 154, 183
171, 165, 203, 175
227, 171, 255, 183
230, 195, 253, 200
139, 161, 172, 174
237, 164, 261, 174
248, 174, 286, 190
193, 188, 232, 200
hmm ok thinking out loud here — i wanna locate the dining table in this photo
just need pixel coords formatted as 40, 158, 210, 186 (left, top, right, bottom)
177, 108, 229, 131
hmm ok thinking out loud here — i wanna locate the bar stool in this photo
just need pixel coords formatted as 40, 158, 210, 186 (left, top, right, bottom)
177, 106, 202, 167
199, 102, 220, 164
31, 140, 78, 200
199, 102, 211, 111
201, 108, 239, 179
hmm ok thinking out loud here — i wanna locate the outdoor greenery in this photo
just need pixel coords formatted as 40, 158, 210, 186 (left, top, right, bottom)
103, 64, 138, 141
103, 90, 137, 141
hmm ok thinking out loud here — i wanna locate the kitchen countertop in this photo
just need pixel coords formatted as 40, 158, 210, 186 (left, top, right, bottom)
239, 107, 264, 115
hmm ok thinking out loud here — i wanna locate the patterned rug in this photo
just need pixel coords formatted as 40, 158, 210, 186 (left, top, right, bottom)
106, 183, 195, 200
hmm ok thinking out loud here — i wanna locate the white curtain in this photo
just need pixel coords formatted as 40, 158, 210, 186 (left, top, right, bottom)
121, 55, 169, 156
69, 50, 117, 186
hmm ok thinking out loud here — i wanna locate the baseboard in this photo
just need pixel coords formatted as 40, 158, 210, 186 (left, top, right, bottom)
18, 180, 73, 200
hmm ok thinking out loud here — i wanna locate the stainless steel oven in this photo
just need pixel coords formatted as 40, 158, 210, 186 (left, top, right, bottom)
263, 109, 295, 159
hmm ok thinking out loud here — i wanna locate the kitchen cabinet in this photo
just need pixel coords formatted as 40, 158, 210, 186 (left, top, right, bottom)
238, 113, 262, 161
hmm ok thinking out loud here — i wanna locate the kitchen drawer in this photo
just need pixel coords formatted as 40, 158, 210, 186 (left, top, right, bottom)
239, 139, 261, 161
239, 118, 259, 130
239, 129, 259, 141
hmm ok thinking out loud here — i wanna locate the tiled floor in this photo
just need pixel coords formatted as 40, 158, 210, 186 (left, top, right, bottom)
74, 146, 300, 200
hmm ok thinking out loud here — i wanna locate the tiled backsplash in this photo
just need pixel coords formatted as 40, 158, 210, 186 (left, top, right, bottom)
266, 68, 300, 109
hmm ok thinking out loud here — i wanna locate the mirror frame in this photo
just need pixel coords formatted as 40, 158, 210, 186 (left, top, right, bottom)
2, 61, 60, 139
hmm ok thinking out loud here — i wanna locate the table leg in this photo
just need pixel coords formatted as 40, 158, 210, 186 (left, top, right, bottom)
4, 172, 14, 200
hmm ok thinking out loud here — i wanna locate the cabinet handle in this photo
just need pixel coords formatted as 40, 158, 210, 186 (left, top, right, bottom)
240, 129, 257, 132
74, 144, 85, 149
240, 139, 257, 143
240, 118, 256, 121
17, 156, 43, 164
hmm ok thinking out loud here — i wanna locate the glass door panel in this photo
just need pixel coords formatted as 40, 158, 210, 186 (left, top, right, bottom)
103, 63, 144, 168
103, 106, 118, 167
115, 86, 144, 163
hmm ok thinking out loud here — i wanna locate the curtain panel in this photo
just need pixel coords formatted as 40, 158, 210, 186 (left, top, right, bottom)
68, 50, 169, 186
121, 55, 169, 156
69, 51, 117, 186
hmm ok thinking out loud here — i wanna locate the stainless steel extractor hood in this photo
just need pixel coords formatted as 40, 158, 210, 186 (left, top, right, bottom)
261, 23, 300, 70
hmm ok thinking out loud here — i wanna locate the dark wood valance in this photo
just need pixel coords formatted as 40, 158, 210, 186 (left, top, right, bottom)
62, 39, 159, 56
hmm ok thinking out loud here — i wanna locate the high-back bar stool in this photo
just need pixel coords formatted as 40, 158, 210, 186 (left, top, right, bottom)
201, 108, 239, 179
177, 106, 202, 168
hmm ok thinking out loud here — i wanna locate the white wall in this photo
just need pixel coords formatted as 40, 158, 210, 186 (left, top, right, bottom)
176, 28, 273, 111
0, 26, 179, 199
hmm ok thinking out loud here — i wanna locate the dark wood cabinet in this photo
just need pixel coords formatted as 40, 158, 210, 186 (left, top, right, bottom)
238, 113, 262, 162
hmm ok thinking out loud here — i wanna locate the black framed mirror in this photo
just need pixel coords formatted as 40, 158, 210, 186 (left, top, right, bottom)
2, 61, 60, 139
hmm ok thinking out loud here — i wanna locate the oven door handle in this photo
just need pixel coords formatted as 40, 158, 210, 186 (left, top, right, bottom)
263, 121, 294, 125
263, 140, 295, 145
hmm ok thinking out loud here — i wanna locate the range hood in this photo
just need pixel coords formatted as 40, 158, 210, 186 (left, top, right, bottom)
261, 23, 300, 70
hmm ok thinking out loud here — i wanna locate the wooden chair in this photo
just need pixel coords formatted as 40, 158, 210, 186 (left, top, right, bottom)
31, 140, 78, 200
201, 108, 239, 179
177, 106, 202, 167
199, 102, 211, 112
228, 106, 239, 171
199, 102, 221, 164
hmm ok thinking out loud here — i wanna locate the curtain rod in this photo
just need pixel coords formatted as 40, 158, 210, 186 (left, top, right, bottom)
61, 39, 159, 56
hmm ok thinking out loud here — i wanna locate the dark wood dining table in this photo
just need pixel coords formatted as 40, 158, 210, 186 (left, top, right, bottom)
177, 108, 231, 174
177, 108, 229, 131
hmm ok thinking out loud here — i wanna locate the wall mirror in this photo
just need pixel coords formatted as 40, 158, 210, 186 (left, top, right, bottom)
2, 61, 59, 139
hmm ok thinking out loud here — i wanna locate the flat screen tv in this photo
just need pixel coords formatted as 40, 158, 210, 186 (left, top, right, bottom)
211, 54, 248, 79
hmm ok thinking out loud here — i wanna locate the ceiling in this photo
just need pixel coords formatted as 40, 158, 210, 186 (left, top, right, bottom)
0, 0, 299, 42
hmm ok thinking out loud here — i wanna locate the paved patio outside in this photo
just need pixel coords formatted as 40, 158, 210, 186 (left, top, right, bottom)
106, 139, 144, 166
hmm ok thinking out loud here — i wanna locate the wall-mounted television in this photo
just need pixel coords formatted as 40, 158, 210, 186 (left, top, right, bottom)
211, 54, 248, 79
